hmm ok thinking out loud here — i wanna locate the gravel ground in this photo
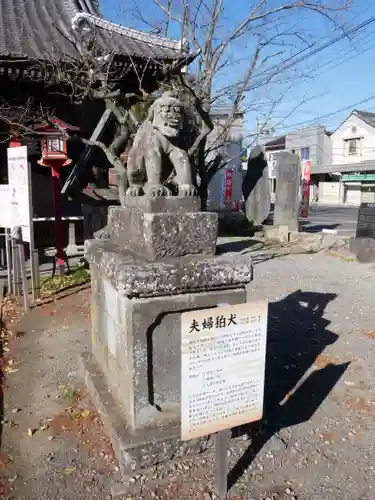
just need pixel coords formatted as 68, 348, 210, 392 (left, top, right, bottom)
1, 248, 375, 499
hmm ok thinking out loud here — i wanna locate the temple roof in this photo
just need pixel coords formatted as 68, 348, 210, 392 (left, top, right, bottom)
0, 0, 189, 63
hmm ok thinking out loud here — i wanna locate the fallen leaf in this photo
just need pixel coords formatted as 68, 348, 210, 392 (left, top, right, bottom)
364, 330, 375, 340
63, 467, 76, 474
4, 367, 19, 373
79, 410, 91, 419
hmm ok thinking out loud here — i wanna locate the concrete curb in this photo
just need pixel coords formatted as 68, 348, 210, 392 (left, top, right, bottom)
262, 226, 350, 253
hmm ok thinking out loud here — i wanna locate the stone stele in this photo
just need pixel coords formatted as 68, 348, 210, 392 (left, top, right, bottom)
81, 90, 254, 479
242, 146, 270, 226
273, 151, 301, 232
348, 203, 375, 263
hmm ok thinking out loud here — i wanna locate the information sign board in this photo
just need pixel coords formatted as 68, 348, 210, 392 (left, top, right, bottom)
7, 146, 33, 243
181, 301, 268, 441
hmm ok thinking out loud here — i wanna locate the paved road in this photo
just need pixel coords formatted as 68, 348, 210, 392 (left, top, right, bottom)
300, 204, 359, 236
5, 251, 375, 499
266, 204, 359, 236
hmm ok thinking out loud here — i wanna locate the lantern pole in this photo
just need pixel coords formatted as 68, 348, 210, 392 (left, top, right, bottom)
51, 164, 66, 276
37, 125, 72, 276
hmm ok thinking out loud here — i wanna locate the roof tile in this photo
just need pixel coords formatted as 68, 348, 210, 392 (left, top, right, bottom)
0, 0, 187, 62
353, 109, 375, 129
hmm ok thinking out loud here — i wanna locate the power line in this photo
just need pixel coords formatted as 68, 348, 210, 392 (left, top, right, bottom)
273, 94, 375, 134
241, 31, 375, 128
213, 14, 375, 103
308, 32, 375, 76
241, 96, 375, 152
214, 18, 375, 111
251, 14, 375, 87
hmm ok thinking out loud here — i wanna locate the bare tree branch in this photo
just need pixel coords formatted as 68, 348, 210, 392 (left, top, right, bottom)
142, 0, 351, 204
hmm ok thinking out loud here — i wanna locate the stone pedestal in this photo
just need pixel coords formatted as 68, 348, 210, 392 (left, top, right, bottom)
109, 206, 217, 260
349, 237, 375, 263
82, 196, 253, 476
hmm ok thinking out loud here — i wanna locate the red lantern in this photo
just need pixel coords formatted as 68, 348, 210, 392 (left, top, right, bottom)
37, 123, 72, 167
35, 119, 75, 275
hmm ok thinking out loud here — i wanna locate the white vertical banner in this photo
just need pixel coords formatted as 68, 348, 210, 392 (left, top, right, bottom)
0, 185, 11, 228
7, 147, 34, 245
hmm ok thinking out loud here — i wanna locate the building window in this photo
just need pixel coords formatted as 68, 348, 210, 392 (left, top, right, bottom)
300, 147, 310, 160
347, 138, 360, 155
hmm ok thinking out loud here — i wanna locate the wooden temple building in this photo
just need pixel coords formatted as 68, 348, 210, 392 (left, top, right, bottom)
0, 0, 194, 245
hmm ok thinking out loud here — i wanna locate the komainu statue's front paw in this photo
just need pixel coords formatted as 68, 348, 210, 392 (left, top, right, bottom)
178, 184, 198, 197
143, 183, 171, 198
126, 185, 144, 196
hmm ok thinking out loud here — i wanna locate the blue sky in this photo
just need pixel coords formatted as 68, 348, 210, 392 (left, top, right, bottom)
101, 0, 375, 144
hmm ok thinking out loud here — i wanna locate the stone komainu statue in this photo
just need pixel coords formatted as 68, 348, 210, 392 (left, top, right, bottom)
126, 91, 198, 198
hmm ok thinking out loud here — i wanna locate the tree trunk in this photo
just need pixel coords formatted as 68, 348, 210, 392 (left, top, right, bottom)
199, 182, 209, 211
196, 140, 207, 210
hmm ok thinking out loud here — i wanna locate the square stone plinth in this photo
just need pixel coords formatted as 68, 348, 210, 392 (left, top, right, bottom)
90, 264, 248, 431
122, 195, 201, 213
80, 352, 213, 477
84, 240, 253, 476
108, 206, 218, 260
85, 238, 253, 297
349, 237, 375, 262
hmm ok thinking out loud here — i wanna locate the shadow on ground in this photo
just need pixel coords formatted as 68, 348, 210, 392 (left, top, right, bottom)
299, 222, 341, 233
229, 289, 349, 489
218, 212, 258, 237
216, 238, 264, 254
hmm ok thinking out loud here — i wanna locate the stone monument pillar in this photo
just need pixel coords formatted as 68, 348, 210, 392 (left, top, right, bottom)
242, 146, 270, 226
349, 202, 375, 262
81, 91, 254, 477
273, 151, 301, 232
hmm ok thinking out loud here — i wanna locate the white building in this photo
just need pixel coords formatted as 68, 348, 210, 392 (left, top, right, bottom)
331, 110, 375, 165
261, 113, 375, 206
322, 110, 375, 205
206, 108, 244, 210
263, 127, 333, 203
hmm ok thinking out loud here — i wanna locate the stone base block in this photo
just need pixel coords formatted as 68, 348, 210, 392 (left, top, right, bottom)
278, 225, 290, 243
80, 352, 213, 477
265, 226, 292, 242
122, 195, 201, 214
85, 239, 253, 297
349, 237, 375, 262
90, 267, 249, 431
108, 206, 218, 260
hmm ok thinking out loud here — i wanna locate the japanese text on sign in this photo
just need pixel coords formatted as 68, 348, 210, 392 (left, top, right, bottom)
181, 301, 268, 440
7, 146, 33, 243
189, 313, 238, 332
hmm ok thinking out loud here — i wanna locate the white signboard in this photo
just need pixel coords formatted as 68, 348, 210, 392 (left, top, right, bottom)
7, 146, 33, 243
266, 151, 277, 178
181, 301, 268, 441
0, 185, 12, 229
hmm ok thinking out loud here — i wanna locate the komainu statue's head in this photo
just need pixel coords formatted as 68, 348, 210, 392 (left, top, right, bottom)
149, 91, 185, 138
